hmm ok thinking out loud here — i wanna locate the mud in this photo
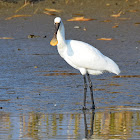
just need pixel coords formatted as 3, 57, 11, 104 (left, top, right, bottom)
0, 0, 140, 139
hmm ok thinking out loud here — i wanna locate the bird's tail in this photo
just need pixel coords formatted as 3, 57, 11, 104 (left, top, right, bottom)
105, 56, 121, 75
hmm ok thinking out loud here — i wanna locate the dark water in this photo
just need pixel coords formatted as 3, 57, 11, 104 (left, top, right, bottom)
0, 0, 140, 139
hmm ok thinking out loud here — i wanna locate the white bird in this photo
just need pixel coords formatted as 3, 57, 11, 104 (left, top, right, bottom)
50, 17, 120, 109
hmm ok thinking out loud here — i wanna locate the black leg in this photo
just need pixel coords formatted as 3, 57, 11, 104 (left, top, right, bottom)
83, 75, 87, 109
83, 110, 88, 138
87, 73, 95, 109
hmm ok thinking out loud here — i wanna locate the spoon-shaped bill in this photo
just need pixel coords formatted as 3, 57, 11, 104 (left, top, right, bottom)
50, 23, 60, 46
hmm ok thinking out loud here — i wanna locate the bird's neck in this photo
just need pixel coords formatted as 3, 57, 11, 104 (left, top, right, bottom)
56, 29, 67, 58
57, 28, 66, 48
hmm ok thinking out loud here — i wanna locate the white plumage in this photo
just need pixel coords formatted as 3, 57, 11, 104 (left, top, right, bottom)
50, 17, 120, 109
59, 40, 120, 75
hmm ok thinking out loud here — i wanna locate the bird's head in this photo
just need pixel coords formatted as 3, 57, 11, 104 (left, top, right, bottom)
50, 17, 61, 46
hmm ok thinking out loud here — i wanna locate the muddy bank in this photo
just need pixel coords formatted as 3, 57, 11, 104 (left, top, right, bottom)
0, 0, 140, 139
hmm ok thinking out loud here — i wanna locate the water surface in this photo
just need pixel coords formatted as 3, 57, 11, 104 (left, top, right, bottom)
0, 0, 140, 139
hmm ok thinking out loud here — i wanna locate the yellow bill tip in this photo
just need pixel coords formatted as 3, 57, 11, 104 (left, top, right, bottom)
50, 37, 58, 46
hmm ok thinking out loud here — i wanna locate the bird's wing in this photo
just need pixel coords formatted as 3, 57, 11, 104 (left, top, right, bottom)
65, 40, 108, 71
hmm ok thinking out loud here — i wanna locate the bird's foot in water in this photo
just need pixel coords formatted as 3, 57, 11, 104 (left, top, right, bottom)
82, 106, 88, 110
82, 105, 95, 110
91, 105, 95, 110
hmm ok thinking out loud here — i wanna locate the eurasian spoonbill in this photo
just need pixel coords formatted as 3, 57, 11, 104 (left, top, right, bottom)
50, 17, 120, 109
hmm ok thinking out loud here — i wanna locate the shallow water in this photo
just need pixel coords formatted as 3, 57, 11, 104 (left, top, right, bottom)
0, 108, 140, 140
0, 0, 140, 139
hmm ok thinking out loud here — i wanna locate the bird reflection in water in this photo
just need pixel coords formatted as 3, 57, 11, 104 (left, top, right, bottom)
83, 110, 95, 139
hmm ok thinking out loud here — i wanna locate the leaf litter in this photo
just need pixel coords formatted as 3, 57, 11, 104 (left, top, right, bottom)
5, 15, 32, 20
97, 38, 113, 41
0, 37, 14, 39
15, 2, 30, 13
44, 8, 62, 16
111, 11, 122, 18
67, 17, 96, 21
